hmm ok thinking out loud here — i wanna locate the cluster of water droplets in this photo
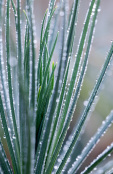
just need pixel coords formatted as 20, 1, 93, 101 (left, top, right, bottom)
92, 160, 113, 174
51, 3, 103, 170
81, 142, 113, 174
68, 110, 113, 173
65, 0, 99, 122
33, 7, 64, 168
0, 40, 15, 143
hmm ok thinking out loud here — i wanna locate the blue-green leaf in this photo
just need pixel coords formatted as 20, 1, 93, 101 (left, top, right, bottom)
0, 140, 12, 174
81, 142, 113, 174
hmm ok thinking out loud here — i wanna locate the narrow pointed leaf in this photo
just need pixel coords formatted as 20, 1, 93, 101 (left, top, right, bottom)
35, 30, 63, 174
6, 0, 20, 159
66, 0, 80, 62
35, 63, 56, 150
55, 0, 97, 143
69, 111, 113, 173
45, 58, 70, 168
51, 1, 101, 172
36, 33, 58, 132
37, 8, 56, 88
46, 1, 100, 173
0, 140, 12, 174
55, 41, 113, 174
0, 95, 19, 174
11, 0, 16, 15
81, 142, 113, 174
26, 0, 36, 109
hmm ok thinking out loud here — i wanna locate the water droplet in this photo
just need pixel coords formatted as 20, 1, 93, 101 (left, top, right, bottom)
8, 57, 17, 67
12, 135, 16, 139
3, 135, 6, 139
54, 165, 58, 170
60, 11, 64, 17
8, 127, 11, 132
83, 100, 88, 106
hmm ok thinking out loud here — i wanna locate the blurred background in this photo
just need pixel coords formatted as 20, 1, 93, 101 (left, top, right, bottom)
1, 0, 113, 173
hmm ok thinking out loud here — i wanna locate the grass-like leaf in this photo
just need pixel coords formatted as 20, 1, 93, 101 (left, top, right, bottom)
0, 140, 13, 174
55, 0, 97, 144
19, 83, 35, 174
37, 8, 56, 88
36, 33, 58, 133
68, 110, 113, 173
26, 0, 36, 109
34, 32, 59, 174
66, 0, 80, 61
54, 40, 113, 174
45, 1, 100, 173
81, 142, 113, 174
45, 58, 71, 168
6, 0, 20, 160
0, 0, 14, 143
1, 0, 113, 174
0, 95, 19, 173
24, 22, 30, 85
11, 0, 16, 15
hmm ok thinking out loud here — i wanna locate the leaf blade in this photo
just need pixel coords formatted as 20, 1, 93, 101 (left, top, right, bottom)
0, 140, 13, 174
0, 95, 19, 174
81, 142, 113, 174
56, 40, 113, 174
69, 111, 113, 173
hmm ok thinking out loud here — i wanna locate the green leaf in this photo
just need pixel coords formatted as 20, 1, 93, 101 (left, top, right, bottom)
0, 140, 12, 174
55, 40, 113, 174
35, 32, 63, 174
6, 0, 20, 163
35, 63, 56, 152
36, 33, 58, 132
0, 1, 19, 173
24, 25, 30, 85
0, 0, 14, 142
0, 167, 4, 174
66, 0, 80, 61
16, 0, 23, 73
45, 58, 70, 168
49, 1, 101, 172
56, 0, 96, 142
40, 9, 48, 44
0, 95, 19, 174
46, 1, 99, 173
48, 0, 56, 16
81, 142, 113, 174
57, 1, 68, 79
1, 1, 113, 174
36, 62, 57, 134
18, 82, 35, 174
51, 61, 55, 89
26, 0, 36, 109
68, 111, 113, 173
11, 0, 16, 15
37, 8, 56, 89
48, 0, 61, 53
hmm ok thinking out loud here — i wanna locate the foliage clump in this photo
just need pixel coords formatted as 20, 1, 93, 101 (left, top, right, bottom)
0, 0, 113, 174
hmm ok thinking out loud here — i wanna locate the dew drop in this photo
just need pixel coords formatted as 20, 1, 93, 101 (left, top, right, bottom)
54, 165, 58, 170
83, 100, 88, 106
12, 134, 16, 139
3, 135, 6, 139
60, 11, 64, 17
8, 57, 17, 67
